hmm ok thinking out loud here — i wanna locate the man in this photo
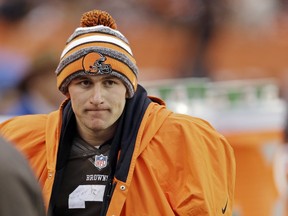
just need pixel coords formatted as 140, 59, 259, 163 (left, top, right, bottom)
0, 136, 46, 216
0, 9, 236, 215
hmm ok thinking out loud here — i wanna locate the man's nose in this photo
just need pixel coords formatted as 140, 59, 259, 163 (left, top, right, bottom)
90, 84, 104, 105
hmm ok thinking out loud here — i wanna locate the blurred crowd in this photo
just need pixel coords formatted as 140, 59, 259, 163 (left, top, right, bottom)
1, 0, 288, 115
0, 1, 288, 215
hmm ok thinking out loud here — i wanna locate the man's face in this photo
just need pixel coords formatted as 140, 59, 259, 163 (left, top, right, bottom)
68, 74, 127, 135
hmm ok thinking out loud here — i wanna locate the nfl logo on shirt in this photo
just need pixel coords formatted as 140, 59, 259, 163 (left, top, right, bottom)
94, 154, 108, 170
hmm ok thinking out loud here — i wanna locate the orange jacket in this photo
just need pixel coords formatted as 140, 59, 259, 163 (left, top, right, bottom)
0, 99, 235, 215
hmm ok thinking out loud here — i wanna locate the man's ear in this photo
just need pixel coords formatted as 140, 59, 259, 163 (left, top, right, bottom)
66, 91, 70, 98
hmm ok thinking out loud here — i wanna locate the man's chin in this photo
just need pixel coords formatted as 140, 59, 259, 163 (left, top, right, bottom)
86, 121, 107, 131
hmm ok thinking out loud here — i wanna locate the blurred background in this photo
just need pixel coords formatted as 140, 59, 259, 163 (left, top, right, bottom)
0, 0, 288, 215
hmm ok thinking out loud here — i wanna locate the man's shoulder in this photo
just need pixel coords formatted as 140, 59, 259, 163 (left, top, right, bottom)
159, 111, 229, 144
1, 114, 48, 127
0, 114, 50, 139
165, 112, 215, 131
147, 103, 219, 135
154, 112, 233, 156
0, 112, 63, 151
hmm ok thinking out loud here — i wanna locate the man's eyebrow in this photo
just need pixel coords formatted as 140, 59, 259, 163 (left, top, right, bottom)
74, 76, 89, 81
103, 75, 115, 78
102, 75, 119, 80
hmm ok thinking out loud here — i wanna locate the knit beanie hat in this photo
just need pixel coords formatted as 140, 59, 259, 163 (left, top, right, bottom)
55, 10, 138, 98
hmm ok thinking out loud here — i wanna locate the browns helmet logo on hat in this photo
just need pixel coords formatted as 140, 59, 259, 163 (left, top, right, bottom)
82, 52, 112, 75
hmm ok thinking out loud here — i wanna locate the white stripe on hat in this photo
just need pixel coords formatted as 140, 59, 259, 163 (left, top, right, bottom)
74, 25, 126, 38
61, 35, 133, 58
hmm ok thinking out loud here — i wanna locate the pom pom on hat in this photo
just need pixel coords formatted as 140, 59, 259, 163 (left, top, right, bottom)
55, 10, 138, 98
80, 10, 117, 29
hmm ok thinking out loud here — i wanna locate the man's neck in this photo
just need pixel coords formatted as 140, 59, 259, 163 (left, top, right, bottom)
77, 124, 117, 147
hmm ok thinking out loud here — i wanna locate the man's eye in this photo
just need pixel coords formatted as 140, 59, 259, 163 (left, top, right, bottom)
80, 80, 91, 86
104, 80, 116, 86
